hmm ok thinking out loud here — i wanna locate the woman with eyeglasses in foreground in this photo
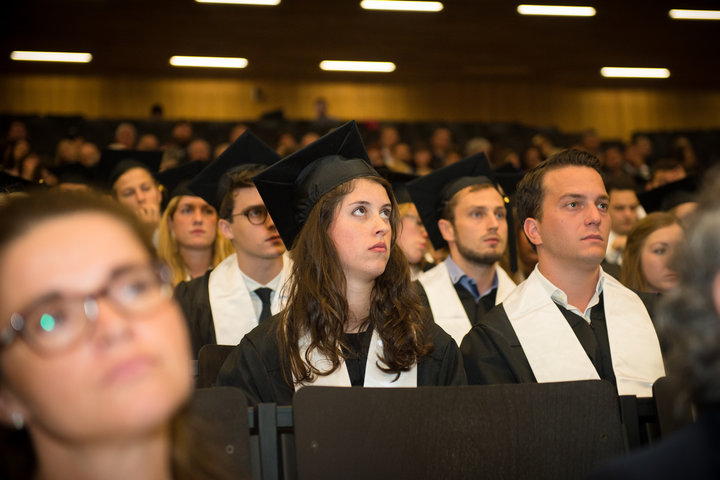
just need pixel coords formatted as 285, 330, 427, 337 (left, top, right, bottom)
0, 191, 230, 480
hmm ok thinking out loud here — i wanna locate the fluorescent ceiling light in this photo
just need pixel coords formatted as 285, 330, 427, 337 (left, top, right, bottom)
600, 67, 670, 79
517, 4, 596, 16
10, 51, 92, 63
669, 9, 720, 20
360, 1, 443, 12
320, 60, 396, 72
169, 56, 248, 68
195, 0, 280, 5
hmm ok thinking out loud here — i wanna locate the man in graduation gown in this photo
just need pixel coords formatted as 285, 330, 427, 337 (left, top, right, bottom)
174, 131, 291, 358
461, 149, 665, 397
406, 154, 517, 345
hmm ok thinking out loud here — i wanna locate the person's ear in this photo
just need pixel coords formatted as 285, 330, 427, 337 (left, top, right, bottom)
524, 217, 542, 248
438, 219, 454, 243
218, 219, 234, 241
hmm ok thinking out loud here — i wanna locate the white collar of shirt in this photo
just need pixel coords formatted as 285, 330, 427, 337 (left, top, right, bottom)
534, 265, 605, 323
240, 269, 283, 319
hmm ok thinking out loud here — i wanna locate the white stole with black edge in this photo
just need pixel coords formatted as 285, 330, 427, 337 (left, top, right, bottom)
209, 253, 292, 345
502, 267, 665, 397
419, 261, 516, 345
293, 329, 418, 390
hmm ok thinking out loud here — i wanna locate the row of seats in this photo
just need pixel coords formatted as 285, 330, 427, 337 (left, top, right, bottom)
191, 378, 693, 480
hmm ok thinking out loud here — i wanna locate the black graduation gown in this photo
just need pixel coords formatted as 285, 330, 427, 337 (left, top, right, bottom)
217, 315, 467, 406
590, 408, 720, 480
460, 291, 659, 386
174, 271, 217, 359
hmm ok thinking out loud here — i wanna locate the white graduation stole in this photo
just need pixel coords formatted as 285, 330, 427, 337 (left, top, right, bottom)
419, 262, 516, 345
209, 254, 292, 345
294, 329, 418, 390
502, 268, 665, 397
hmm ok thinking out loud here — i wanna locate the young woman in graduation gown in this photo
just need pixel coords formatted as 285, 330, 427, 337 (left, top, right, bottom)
217, 121, 466, 405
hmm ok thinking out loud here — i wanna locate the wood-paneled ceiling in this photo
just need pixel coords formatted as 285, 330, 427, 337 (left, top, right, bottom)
2, 0, 719, 89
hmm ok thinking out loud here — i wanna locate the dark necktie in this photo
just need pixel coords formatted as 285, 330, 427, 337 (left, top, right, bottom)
254, 287, 273, 323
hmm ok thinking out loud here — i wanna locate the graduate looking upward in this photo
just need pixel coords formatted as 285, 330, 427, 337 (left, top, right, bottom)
217, 121, 465, 405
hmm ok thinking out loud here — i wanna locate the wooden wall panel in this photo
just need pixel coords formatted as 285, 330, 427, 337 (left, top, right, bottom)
1, 74, 720, 141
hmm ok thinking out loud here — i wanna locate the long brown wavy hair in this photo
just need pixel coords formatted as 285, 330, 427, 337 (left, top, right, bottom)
278, 176, 433, 385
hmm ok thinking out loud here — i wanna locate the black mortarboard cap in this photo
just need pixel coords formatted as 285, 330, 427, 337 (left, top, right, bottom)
49, 163, 95, 187
98, 149, 162, 190
638, 176, 698, 213
185, 130, 280, 211
253, 120, 377, 249
156, 160, 207, 201
374, 167, 417, 204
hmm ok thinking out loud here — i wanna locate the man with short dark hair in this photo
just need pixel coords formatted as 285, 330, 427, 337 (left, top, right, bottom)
175, 131, 290, 358
407, 154, 516, 345
461, 149, 664, 397
604, 176, 641, 272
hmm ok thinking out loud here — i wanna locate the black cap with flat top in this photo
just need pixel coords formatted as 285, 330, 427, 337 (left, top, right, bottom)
98, 149, 163, 190
638, 176, 698, 213
156, 160, 208, 201
252, 120, 378, 250
185, 130, 280, 211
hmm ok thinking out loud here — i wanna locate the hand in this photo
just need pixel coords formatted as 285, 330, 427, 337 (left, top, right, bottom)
136, 204, 161, 229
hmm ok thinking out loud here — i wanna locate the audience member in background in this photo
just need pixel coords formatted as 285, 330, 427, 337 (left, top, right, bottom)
397, 198, 430, 280
412, 142, 434, 175
442, 148, 462, 167
624, 138, 651, 184
109, 122, 137, 150
592, 173, 720, 480
493, 148, 522, 172
621, 212, 683, 296
0, 190, 231, 480
171, 121, 194, 151
581, 128, 602, 156
531, 133, 559, 158
511, 207, 538, 282
78, 142, 101, 168
430, 126, 453, 168
275, 132, 298, 156
54, 138, 79, 165
187, 139, 211, 163
156, 162, 233, 286
102, 150, 164, 235
672, 135, 699, 175
600, 145, 626, 178
388, 142, 413, 173
408, 153, 516, 346
366, 141, 385, 168
646, 158, 687, 190
461, 149, 664, 397
218, 121, 465, 405
174, 132, 287, 359
213, 142, 230, 159
228, 124, 248, 143
521, 145, 544, 172
379, 125, 400, 166
604, 176, 641, 277
465, 137, 492, 159
300, 131, 320, 147
137, 133, 160, 151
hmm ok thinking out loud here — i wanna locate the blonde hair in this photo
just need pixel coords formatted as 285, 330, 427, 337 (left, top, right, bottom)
157, 196, 233, 285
